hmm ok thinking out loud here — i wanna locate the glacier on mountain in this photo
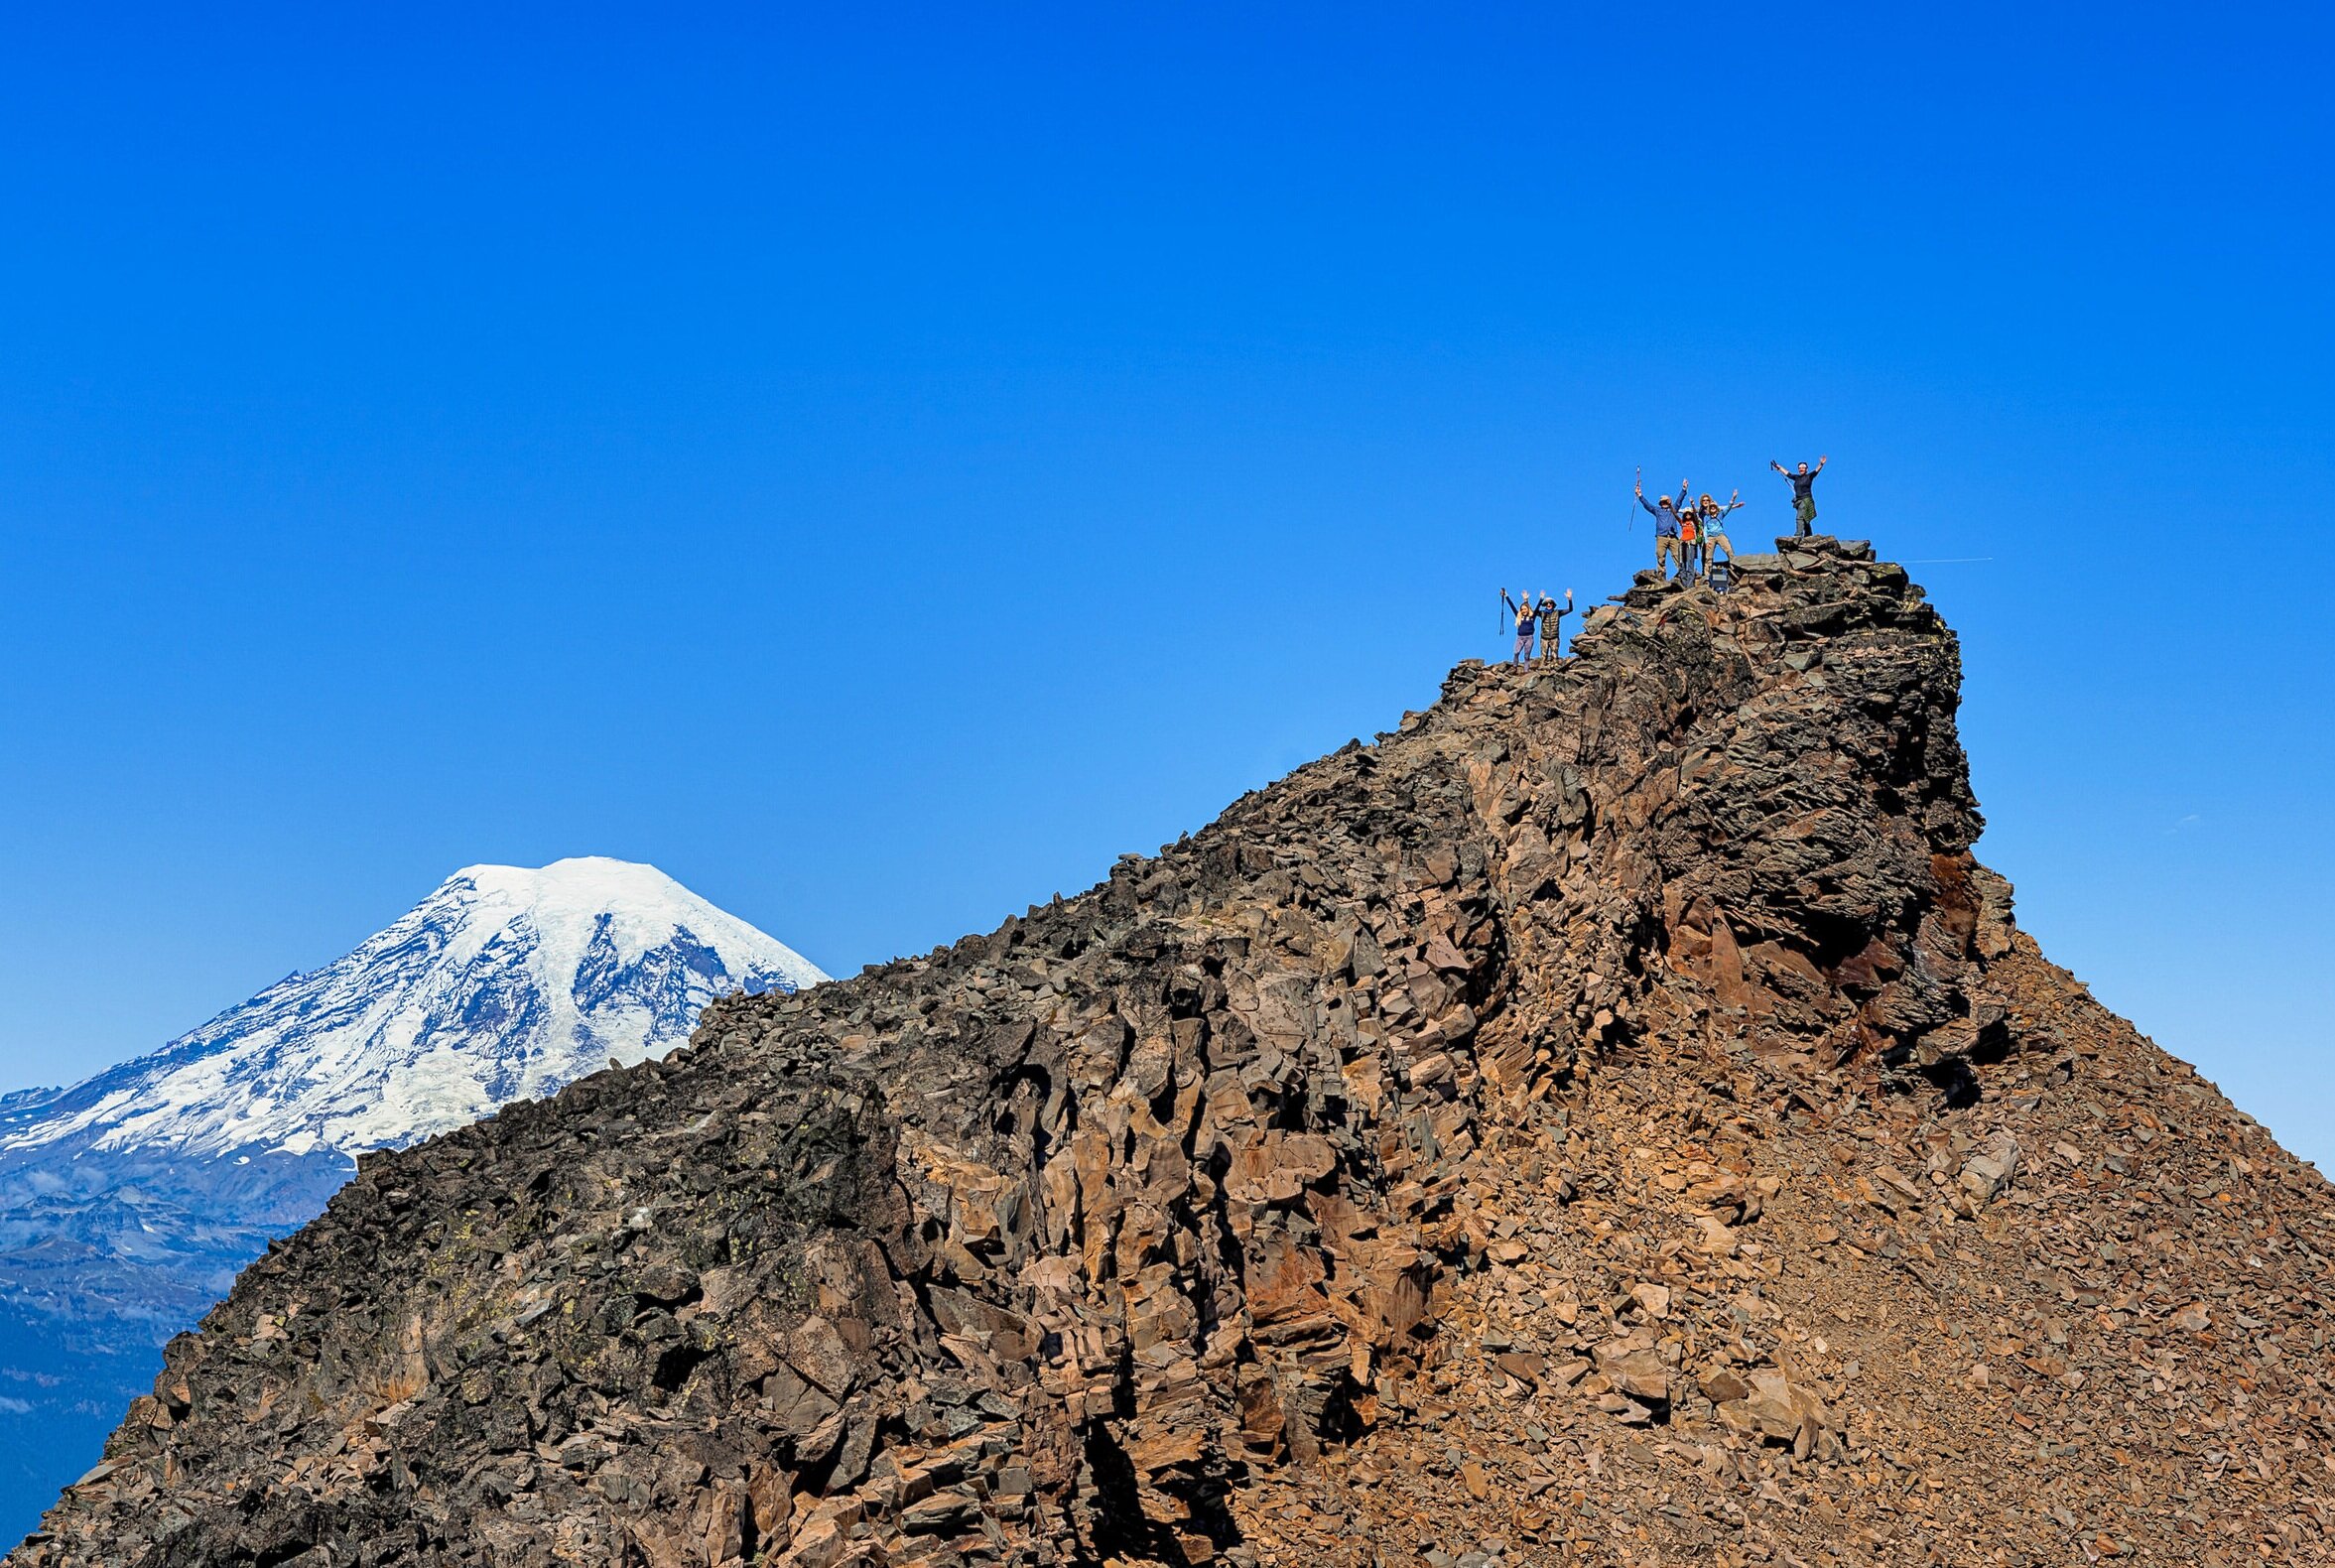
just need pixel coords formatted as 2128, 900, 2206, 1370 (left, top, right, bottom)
0, 856, 825, 1549
2, 857, 824, 1165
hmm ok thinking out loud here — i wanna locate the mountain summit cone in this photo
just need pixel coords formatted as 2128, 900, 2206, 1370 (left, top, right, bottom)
0, 857, 825, 1547
3, 854, 826, 1171
18, 539, 2330, 1567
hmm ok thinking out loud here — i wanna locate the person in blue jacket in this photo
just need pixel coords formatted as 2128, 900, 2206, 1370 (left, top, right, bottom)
1697, 490, 1745, 565
1500, 588, 1538, 664
1635, 472, 1686, 577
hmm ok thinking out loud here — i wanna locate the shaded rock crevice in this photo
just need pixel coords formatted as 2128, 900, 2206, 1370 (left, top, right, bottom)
18, 539, 2334, 1568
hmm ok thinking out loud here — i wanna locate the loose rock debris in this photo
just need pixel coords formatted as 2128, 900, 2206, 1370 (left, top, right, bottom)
16, 538, 2332, 1568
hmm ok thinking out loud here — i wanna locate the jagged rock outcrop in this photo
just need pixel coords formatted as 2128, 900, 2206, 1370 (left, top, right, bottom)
16, 539, 2332, 1568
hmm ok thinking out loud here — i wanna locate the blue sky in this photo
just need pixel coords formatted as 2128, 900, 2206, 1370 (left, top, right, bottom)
1, 4, 2329, 1160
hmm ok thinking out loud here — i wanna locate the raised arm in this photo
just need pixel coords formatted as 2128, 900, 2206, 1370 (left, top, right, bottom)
1814, 455, 1828, 472
1636, 490, 1661, 518
1769, 459, 1786, 477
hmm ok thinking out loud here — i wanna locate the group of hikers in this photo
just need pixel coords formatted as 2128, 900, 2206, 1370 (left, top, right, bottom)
1640, 456, 1827, 582
1500, 586, 1574, 664
1500, 456, 1831, 663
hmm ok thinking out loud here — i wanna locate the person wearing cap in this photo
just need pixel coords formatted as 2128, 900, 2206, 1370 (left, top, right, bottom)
1535, 589, 1574, 661
1769, 456, 1827, 536
1636, 475, 1686, 577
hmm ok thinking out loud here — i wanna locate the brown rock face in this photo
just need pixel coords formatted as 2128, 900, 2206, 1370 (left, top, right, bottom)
16, 538, 2333, 1568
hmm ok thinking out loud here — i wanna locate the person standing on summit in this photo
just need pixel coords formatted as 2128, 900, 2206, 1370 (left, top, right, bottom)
1536, 589, 1574, 661
1635, 471, 1686, 577
1500, 588, 1537, 664
1697, 491, 1744, 564
1769, 456, 1827, 536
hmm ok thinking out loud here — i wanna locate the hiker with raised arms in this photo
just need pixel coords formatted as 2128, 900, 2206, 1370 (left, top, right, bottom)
1535, 589, 1574, 662
1697, 490, 1744, 565
1499, 588, 1537, 664
1635, 469, 1686, 578
1769, 455, 1827, 537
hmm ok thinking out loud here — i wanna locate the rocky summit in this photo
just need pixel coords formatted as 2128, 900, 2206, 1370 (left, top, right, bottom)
16, 539, 2332, 1568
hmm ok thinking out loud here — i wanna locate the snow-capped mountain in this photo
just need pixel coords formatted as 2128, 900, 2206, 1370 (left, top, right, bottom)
0, 857, 825, 1548
2, 857, 825, 1167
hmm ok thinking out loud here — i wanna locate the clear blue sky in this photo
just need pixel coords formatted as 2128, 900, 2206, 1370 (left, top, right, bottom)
2, 5, 2329, 1161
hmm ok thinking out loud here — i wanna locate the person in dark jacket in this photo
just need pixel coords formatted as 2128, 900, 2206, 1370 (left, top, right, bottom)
1500, 588, 1537, 664
1635, 476, 1686, 577
1769, 456, 1827, 536
1535, 589, 1574, 661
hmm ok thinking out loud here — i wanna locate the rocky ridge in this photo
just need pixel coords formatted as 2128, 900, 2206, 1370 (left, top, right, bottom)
15, 540, 2333, 1568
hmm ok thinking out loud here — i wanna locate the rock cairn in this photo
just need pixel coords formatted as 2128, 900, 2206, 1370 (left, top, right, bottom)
15, 539, 2333, 1568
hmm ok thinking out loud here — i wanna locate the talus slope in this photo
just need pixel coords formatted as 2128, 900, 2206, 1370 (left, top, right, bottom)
17, 538, 2331, 1568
